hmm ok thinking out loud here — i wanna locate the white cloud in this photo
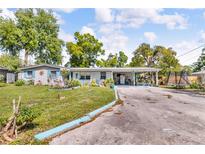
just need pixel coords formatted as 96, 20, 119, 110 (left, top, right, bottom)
53, 12, 65, 25
0, 8, 16, 20
80, 26, 96, 36
200, 30, 205, 42
144, 32, 157, 42
115, 9, 188, 30
55, 8, 77, 13
95, 8, 114, 23
58, 30, 74, 42
171, 40, 201, 65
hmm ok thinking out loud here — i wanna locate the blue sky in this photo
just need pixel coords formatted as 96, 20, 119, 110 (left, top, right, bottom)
1, 8, 205, 65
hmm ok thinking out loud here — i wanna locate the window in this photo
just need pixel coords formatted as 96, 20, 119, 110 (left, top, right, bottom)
51, 71, 57, 79
75, 73, 78, 79
27, 71, 33, 78
80, 73, 90, 80
100, 72, 106, 79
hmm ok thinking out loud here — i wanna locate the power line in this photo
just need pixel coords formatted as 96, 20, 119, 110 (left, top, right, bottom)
177, 44, 205, 58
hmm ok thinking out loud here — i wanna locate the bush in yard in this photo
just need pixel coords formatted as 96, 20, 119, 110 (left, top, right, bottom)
67, 79, 81, 88
189, 82, 201, 89
0, 82, 7, 87
0, 74, 5, 82
15, 80, 25, 86
26, 80, 34, 85
103, 78, 114, 88
17, 106, 39, 126
90, 79, 98, 87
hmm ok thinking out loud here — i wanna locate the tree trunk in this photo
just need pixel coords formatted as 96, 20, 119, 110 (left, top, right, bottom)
166, 71, 171, 85
178, 71, 183, 85
24, 51, 29, 66
175, 72, 178, 85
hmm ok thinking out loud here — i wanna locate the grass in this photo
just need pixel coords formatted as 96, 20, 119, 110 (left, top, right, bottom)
0, 85, 115, 144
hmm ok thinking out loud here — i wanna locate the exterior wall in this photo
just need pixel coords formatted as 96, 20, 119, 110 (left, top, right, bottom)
19, 66, 63, 85
0, 70, 7, 82
71, 71, 113, 85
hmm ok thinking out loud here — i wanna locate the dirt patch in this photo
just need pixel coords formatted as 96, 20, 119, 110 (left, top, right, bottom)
163, 94, 173, 99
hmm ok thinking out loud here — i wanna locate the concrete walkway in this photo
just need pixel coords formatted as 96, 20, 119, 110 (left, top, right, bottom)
50, 86, 205, 145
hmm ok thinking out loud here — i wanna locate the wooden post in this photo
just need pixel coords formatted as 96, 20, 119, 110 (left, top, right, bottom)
156, 71, 159, 86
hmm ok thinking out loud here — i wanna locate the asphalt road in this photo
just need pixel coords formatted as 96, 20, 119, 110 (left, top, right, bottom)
50, 86, 205, 145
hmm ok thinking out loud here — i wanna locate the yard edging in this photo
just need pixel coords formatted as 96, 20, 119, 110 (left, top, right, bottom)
34, 86, 118, 141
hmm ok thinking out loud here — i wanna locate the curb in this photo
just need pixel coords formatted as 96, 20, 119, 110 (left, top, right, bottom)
34, 86, 118, 141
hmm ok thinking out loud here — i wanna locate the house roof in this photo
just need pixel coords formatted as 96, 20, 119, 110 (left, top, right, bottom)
192, 70, 205, 75
0, 66, 8, 71
69, 67, 161, 72
20, 64, 64, 70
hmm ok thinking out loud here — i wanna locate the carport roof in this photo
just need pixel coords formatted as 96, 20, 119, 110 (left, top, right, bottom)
69, 67, 161, 72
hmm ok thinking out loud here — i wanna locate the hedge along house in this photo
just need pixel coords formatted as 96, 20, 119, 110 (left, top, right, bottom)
0, 66, 15, 83
69, 67, 161, 86
18, 64, 64, 85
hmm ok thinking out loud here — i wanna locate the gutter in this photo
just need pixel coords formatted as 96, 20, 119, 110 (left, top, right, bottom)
34, 86, 119, 141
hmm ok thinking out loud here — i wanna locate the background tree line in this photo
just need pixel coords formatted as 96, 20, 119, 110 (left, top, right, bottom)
1, 8, 203, 84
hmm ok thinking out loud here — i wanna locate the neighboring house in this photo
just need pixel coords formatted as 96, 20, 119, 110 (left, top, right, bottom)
0, 67, 15, 83
192, 69, 205, 84
18, 64, 64, 85
69, 67, 160, 86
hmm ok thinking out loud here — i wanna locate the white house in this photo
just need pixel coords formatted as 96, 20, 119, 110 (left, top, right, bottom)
192, 69, 205, 84
69, 67, 160, 86
18, 64, 64, 85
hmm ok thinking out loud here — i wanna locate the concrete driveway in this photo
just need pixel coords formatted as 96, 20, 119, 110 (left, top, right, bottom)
50, 86, 205, 145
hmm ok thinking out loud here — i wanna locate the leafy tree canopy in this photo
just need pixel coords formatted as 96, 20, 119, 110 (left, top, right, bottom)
66, 32, 105, 67
96, 51, 128, 67
0, 54, 21, 72
0, 9, 63, 65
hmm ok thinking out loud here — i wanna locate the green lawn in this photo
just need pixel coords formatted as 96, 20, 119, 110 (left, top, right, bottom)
0, 85, 115, 144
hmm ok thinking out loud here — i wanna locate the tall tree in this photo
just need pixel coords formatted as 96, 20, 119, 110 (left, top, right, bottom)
97, 51, 128, 67
15, 9, 38, 65
192, 48, 205, 72
158, 47, 180, 84
130, 43, 162, 67
66, 32, 105, 67
0, 54, 21, 72
118, 51, 128, 67
0, 9, 63, 65
34, 9, 63, 65
0, 19, 22, 56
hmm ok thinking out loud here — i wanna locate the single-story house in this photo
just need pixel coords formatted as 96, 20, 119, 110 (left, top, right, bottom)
192, 69, 205, 84
0, 66, 15, 83
18, 64, 64, 85
69, 67, 160, 86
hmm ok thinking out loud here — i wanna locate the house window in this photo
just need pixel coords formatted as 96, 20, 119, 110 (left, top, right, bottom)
51, 71, 57, 79
27, 71, 33, 78
100, 72, 106, 79
80, 73, 90, 80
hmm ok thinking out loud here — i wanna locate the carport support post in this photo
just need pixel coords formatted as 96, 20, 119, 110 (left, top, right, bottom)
155, 71, 159, 86
132, 72, 135, 86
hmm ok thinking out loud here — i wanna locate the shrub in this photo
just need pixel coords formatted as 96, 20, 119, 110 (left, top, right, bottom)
83, 81, 89, 87
189, 82, 201, 89
0, 82, 7, 87
90, 79, 98, 87
26, 80, 34, 85
103, 78, 114, 88
0, 74, 5, 82
67, 79, 81, 88
17, 106, 39, 126
15, 80, 25, 86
